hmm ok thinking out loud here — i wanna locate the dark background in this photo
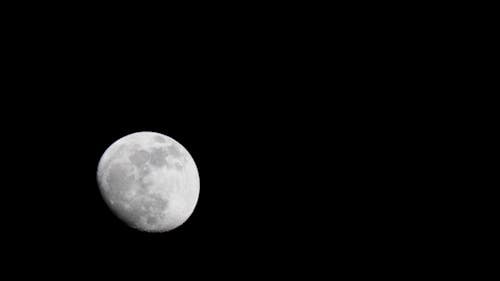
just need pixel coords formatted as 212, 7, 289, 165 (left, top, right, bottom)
5, 62, 417, 276
6, 50, 339, 276
0, 7, 462, 277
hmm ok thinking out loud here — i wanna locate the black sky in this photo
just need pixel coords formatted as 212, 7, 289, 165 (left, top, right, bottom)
1, 13, 442, 276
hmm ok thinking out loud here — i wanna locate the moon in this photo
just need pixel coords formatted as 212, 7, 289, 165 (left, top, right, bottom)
96, 131, 200, 232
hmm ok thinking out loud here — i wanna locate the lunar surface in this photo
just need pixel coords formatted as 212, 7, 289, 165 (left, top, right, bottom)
97, 132, 199, 232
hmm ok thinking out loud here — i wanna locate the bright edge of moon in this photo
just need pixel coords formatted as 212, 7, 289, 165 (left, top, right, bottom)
96, 131, 200, 232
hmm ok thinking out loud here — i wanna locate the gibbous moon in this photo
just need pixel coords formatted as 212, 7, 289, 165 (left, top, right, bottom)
96, 131, 200, 232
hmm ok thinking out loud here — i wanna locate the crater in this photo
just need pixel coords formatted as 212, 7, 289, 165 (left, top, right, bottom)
174, 162, 184, 170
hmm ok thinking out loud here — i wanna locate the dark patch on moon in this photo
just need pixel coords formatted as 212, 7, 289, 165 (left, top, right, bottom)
147, 216, 157, 225
129, 149, 150, 167
149, 147, 169, 167
129, 149, 155, 190
167, 144, 184, 159
153, 135, 166, 143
